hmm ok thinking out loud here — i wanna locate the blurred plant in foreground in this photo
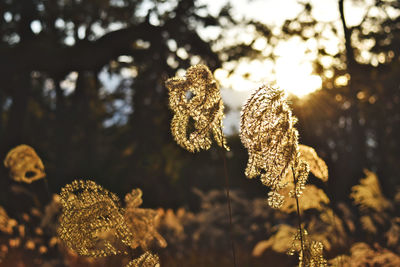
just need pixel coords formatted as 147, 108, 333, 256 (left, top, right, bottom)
58, 179, 162, 266
4, 145, 46, 184
58, 180, 133, 257
124, 188, 167, 250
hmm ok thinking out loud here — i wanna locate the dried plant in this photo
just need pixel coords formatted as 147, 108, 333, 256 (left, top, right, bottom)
298, 145, 328, 182
351, 169, 392, 213
280, 185, 330, 214
125, 251, 160, 267
350, 170, 400, 251
239, 85, 306, 208
0, 206, 17, 235
330, 242, 400, 267
386, 218, 400, 248
3, 144, 46, 184
124, 189, 167, 250
165, 64, 229, 152
58, 180, 133, 257
288, 229, 328, 267
252, 224, 297, 256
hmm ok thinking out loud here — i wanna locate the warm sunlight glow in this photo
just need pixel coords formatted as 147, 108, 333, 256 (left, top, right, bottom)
215, 46, 322, 98
276, 61, 322, 97
274, 38, 322, 97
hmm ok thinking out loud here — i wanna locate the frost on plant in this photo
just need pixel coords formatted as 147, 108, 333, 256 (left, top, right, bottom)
165, 64, 229, 152
240, 85, 307, 208
4, 144, 46, 184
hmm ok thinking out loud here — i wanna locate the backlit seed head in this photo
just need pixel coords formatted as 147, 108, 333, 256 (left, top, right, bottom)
165, 64, 229, 152
125, 252, 160, 267
58, 180, 133, 257
240, 85, 300, 208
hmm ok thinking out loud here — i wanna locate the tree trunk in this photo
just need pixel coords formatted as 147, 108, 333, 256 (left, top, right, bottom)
338, 0, 366, 186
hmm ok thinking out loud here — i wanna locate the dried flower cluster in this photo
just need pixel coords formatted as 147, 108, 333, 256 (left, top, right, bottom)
165, 64, 229, 152
350, 169, 392, 213
288, 229, 328, 267
330, 242, 400, 267
58, 180, 133, 257
252, 224, 297, 256
0, 206, 17, 235
124, 189, 167, 250
125, 252, 160, 267
240, 85, 308, 208
4, 145, 46, 183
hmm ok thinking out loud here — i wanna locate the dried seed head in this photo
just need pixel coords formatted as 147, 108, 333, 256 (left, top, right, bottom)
240, 85, 300, 208
4, 145, 46, 184
165, 64, 229, 152
125, 251, 160, 267
124, 189, 167, 250
288, 229, 328, 267
0, 206, 17, 234
350, 169, 392, 213
289, 160, 310, 198
58, 180, 133, 257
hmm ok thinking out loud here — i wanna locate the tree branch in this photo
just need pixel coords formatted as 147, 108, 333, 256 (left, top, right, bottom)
0, 22, 161, 75
339, 0, 355, 69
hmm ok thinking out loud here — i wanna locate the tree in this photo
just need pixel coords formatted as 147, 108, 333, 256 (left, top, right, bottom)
0, 0, 234, 206
249, 0, 400, 198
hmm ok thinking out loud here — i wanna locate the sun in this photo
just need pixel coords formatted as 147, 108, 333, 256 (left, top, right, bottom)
215, 59, 322, 98
275, 60, 322, 97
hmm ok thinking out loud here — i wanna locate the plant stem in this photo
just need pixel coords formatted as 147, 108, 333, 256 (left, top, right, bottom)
219, 148, 237, 267
292, 166, 305, 257
43, 177, 52, 202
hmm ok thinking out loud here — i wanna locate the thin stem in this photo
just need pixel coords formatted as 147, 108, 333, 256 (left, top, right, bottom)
219, 148, 237, 267
292, 166, 305, 257
43, 177, 52, 202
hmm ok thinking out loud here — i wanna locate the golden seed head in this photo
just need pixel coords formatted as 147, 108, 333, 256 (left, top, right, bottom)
289, 229, 328, 267
0, 206, 17, 235
125, 251, 160, 267
4, 144, 46, 184
240, 85, 301, 208
350, 169, 392, 213
58, 180, 133, 257
165, 64, 229, 152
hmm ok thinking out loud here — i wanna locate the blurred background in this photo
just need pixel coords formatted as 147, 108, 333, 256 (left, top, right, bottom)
0, 0, 399, 266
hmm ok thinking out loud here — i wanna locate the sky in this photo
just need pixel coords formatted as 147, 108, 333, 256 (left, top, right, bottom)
53, 0, 375, 133
196, 0, 375, 134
